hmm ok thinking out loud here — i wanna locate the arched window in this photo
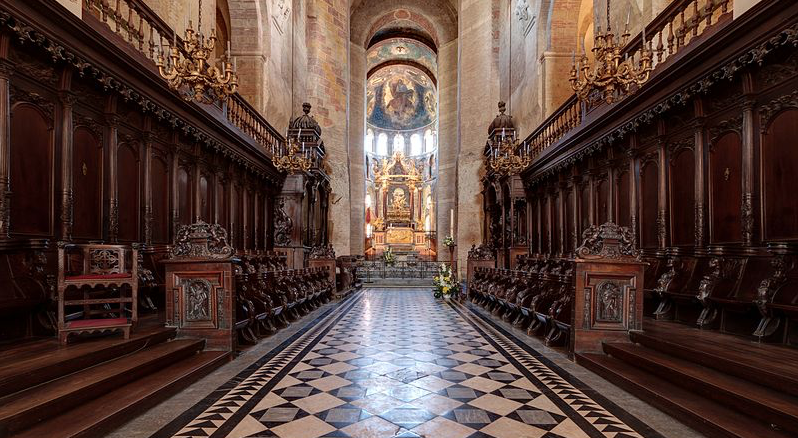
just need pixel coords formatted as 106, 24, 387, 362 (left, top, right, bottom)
365, 129, 374, 152
424, 129, 434, 152
410, 134, 422, 155
377, 133, 388, 155
393, 135, 405, 155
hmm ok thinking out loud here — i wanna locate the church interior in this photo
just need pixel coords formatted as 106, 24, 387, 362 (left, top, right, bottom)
0, 0, 797, 437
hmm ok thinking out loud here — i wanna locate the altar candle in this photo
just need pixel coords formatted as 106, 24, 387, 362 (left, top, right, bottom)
449, 209, 454, 237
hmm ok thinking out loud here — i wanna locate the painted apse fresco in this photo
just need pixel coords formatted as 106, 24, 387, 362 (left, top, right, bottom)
366, 65, 437, 131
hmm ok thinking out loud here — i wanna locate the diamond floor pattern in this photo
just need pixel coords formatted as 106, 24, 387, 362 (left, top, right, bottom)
154, 289, 663, 438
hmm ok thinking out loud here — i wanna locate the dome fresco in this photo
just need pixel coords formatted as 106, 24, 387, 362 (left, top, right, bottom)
367, 65, 437, 131
367, 38, 437, 76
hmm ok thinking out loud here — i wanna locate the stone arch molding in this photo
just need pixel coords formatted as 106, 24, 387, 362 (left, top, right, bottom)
350, 0, 458, 48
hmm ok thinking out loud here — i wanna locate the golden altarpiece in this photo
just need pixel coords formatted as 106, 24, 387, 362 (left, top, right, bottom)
366, 152, 436, 258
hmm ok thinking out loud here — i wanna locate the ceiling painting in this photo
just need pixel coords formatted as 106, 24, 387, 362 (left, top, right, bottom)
367, 38, 437, 76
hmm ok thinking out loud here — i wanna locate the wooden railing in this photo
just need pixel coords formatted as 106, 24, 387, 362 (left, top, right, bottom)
523, 0, 733, 161
82, 0, 285, 154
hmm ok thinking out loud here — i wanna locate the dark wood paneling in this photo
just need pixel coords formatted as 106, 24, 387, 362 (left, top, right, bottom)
565, 189, 574, 254
117, 144, 139, 241
151, 157, 169, 244
199, 174, 210, 222
670, 148, 695, 246
177, 167, 191, 226
72, 127, 103, 240
617, 171, 631, 227
762, 109, 798, 241
710, 132, 743, 244
596, 178, 609, 225
641, 162, 659, 248
10, 104, 53, 237
580, 184, 590, 233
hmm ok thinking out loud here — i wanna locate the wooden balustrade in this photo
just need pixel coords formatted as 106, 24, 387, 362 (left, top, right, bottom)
524, 0, 732, 162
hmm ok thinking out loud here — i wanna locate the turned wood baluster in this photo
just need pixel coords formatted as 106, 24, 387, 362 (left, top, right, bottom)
115, 0, 122, 33
667, 20, 674, 56
677, 10, 685, 49
138, 15, 144, 51
721, 0, 728, 14
148, 26, 154, 59
705, 0, 713, 27
101, 0, 109, 22
692, 0, 699, 38
128, 5, 134, 43
657, 30, 664, 63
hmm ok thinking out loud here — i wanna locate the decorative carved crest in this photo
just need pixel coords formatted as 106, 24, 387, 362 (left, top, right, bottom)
575, 222, 639, 260
468, 243, 495, 261
308, 244, 336, 260
171, 220, 234, 259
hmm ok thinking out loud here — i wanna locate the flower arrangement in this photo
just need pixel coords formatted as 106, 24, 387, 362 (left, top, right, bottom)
443, 235, 455, 248
433, 263, 460, 299
383, 246, 396, 266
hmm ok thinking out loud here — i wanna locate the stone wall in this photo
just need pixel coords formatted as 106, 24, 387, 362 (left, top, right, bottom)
456, 0, 501, 276
307, 0, 351, 255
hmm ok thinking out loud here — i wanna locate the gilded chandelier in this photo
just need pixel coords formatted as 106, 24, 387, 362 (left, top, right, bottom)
570, 0, 653, 105
488, 130, 532, 176
272, 131, 312, 173
156, 0, 238, 104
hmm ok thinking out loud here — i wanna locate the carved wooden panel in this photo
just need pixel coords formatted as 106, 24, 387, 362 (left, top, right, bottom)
710, 132, 743, 243
216, 179, 228, 228
118, 143, 140, 241
762, 109, 798, 241
151, 157, 170, 243
10, 104, 53, 237
199, 174, 211, 222
640, 162, 659, 248
565, 190, 575, 254
72, 127, 103, 240
580, 184, 590, 234
596, 178, 609, 225
670, 148, 695, 246
177, 166, 192, 226
616, 170, 631, 227
552, 193, 561, 254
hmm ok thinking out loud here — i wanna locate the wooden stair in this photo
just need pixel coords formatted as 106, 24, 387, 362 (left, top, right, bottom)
0, 326, 229, 438
576, 320, 798, 438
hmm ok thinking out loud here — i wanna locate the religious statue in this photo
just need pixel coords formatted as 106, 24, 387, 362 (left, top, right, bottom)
392, 188, 407, 210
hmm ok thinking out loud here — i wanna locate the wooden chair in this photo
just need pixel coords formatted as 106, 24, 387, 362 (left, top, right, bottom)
57, 242, 138, 344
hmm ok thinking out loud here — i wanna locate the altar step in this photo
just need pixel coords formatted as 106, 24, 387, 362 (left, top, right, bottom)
364, 279, 433, 287
0, 322, 229, 438
576, 320, 798, 438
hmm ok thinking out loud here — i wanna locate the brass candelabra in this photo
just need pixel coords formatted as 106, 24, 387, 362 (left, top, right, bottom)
488, 131, 531, 176
272, 135, 312, 173
570, 0, 653, 105
156, 0, 238, 104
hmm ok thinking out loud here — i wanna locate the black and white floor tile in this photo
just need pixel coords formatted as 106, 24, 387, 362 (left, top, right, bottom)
151, 289, 664, 438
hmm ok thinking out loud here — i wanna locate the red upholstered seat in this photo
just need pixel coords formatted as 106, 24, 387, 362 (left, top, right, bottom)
66, 318, 129, 328
65, 273, 133, 281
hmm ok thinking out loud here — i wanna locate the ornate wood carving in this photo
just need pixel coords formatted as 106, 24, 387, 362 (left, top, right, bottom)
759, 90, 798, 133
274, 197, 293, 247
575, 222, 639, 260
183, 278, 212, 322
171, 220, 234, 259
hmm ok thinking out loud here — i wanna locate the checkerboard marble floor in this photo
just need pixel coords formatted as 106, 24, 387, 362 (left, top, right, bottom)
152, 289, 664, 438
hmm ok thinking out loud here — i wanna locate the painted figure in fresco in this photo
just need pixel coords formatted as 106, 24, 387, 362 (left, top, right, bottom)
386, 78, 416, 124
